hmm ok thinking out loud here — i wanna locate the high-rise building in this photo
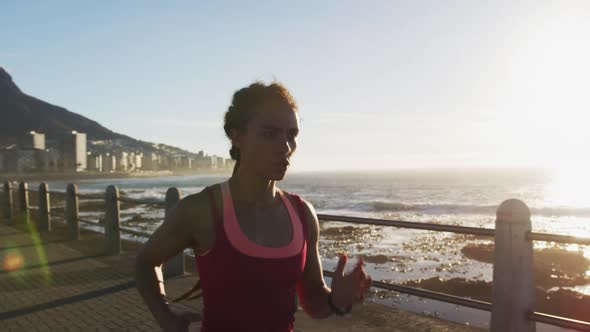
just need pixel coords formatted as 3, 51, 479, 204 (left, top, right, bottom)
119, 152, 129, 171
87, 152, 103, 172
142, 153, 159, 170
129, 152, 142, 171
59, 130, 87, 172
0, 132, 59, 173
20, 130, 45, 150
102, 152, 116, 172
43, 148, 60, 172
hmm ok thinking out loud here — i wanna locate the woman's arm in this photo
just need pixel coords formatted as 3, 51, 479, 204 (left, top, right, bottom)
295, 199, 333, 318
134, 195, 200, 330
296, 199, 372, 319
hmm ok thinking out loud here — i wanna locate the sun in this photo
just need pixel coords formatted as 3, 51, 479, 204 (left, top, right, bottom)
544, 164, 590, 208
495, 4, 590, 170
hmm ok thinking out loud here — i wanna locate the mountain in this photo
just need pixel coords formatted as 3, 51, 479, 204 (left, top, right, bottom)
0, 66, 198, 157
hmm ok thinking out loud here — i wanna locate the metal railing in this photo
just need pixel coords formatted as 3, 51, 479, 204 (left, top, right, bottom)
2, 180, 590, 331
318, 214, 590, 331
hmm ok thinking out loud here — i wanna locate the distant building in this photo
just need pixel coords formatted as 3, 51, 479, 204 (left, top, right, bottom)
216, 156, 225, 169
170, 155, 181, 169
225, 158, 236, 169
0, 148, 17, 172
45, 148, 61, 172
3, 148, 52, 173
59, 130, 87, 172
38, 148, 60, 172
191, 152, 220, 169
14, 149, 36, 172
0, 132, 60, 173
142, 153, 160, 170
160, 155, 171, 169
129, 152, 142, 171
15, 148, 47, 172
87, 152, 103, 172
118, 152, 129, 171
102, 152, 116, 172
175, 155, 192, 169
19, 131, 45, 150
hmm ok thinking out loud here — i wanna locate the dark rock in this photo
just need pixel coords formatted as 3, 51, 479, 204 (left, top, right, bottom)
461, 243, 590, 288
403, 277, 590, 322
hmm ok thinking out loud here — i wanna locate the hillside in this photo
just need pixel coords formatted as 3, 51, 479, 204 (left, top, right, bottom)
0, 67, 198, 157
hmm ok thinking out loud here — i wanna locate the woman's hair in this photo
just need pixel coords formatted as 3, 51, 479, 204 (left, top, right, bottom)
224, 81, 298, 175
170, 81, 298, 303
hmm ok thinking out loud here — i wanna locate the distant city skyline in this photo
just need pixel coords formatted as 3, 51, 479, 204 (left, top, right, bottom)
2, 1, 589, 172
0, 128, 235, 174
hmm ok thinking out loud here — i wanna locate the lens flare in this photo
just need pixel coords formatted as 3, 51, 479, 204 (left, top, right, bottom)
24, 219, 54, 287
3, 252, 24, 272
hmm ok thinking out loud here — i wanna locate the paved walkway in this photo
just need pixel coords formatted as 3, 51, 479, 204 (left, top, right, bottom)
0, 218, 481, 331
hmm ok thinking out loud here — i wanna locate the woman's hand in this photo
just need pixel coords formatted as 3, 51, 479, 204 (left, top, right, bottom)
163, 311, 200, 332
329, 253, 372, 310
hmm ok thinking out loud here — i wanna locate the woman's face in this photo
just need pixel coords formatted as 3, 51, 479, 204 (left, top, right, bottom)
234, 100, 299, 181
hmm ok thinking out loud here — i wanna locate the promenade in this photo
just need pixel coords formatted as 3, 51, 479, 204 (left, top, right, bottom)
0, 218, 481, 331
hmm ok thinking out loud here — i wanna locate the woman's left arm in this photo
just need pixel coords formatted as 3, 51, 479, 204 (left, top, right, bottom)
295, 199, 372, 319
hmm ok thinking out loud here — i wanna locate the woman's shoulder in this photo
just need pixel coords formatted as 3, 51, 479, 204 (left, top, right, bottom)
281, 189, 315, 214
176, 184, 221, 226
169, 185, 219, 255
281, 190, 320, 239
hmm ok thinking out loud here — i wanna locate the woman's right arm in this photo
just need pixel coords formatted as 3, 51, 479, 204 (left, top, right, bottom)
134, 195, 200, 331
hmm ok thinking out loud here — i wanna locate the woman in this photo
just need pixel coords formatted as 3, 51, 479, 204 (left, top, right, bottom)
135, 81, 372, 331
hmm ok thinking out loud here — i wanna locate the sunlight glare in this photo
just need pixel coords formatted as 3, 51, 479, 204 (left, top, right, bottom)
545, 165, 590, 209
501, 6, 590, 167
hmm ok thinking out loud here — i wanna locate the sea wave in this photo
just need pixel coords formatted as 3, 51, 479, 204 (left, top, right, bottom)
360, 201, 590, 217
119, 186, 206, 203
369, 201, 417, 212
120, 188, 166, 202
531, 207, 590, 218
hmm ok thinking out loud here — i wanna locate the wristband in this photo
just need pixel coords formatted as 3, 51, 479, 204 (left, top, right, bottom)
328, 293, 352, 316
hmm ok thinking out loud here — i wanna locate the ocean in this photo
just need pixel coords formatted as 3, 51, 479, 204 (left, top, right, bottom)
30, 168, 590, 330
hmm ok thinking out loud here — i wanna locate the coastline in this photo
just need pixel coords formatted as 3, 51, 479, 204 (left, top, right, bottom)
1, 170, 589, 329
0, 168, 232, 183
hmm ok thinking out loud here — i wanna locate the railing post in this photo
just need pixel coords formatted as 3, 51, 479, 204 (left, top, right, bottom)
105, 185, 121, 255
163, 187, 185, 278
18, 181, 30, 225
38, 182, 51, 232
491, 199, 535, 332
66, 184, 80, 240
3, 181, 14, 222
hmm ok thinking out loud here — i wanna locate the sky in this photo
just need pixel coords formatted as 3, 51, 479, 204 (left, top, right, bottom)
1, 1, 589, 172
